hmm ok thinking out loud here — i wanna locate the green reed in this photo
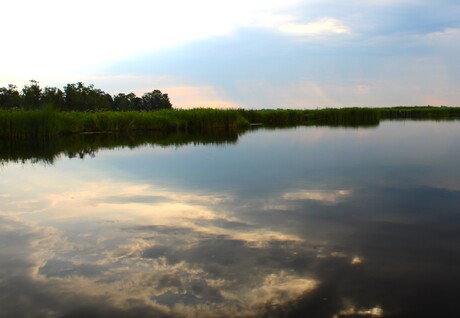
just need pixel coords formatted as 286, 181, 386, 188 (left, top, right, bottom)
1, 107, 459, 138
0, 108, 250, 138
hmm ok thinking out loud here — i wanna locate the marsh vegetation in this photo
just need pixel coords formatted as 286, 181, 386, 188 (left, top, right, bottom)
1, 106, 459, 138
1, 80, 459, 138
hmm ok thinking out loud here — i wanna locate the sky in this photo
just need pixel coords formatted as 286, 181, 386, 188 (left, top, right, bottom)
1, 0, 460, 108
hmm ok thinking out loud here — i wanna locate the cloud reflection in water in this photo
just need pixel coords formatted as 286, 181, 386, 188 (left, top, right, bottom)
1, 122, 460, 317
0, 179, 328, 317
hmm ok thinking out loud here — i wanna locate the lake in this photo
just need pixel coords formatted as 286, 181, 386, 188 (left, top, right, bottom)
1, 121, 460, 317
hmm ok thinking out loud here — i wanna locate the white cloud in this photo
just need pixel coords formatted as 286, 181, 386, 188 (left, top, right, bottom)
2, 0, 459, 108
245, 12, 352, 37
0, 186, 317, 317
279, 17, 351, 36
0, 0, 302, 84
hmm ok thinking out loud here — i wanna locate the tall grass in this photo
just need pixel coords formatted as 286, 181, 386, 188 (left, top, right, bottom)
379, 106, 460, 119
0, 108, 250, 138
1, 106, 459, 138
238, 108, 381, 127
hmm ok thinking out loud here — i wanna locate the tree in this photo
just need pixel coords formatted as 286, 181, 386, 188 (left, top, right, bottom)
42, 87, 65, 110
113, 93, 130, 111
21, 80, 42, 110
129, 93, 143, 111
0, 84, 21, 109
64, 82, 113, 111
141, 90, 172, 111
1, 81, 173, 112
113, 92, 144, 111
63, 82, 86, 111
86, 86, 113, 111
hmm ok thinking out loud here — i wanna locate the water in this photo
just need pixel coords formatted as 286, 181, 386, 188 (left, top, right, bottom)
1, 121, 460, 317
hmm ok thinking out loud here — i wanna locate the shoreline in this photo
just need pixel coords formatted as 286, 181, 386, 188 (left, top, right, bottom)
1, 106, 459, 138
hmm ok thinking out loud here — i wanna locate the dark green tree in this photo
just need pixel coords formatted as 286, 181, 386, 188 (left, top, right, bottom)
64, 82, 113, 111
0, 84, 21, 109
21, 80, 42, 110
42, 87, 65, 110
63, 82, 86, 111
86, 86, 113, 111
113, 92, 143, 111
141, 90, 172, 111
113, 93, 130, 111
1, 81, 173, 112
129, 93, 143, 111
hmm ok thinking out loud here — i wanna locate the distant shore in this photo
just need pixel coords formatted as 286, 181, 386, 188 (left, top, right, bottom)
0, 107, 459, 138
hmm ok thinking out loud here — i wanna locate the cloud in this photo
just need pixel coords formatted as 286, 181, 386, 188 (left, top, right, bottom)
279, 17, 351, 36
0, 209, 321, 317
0, 213, 67, 278
336, 305, 384, 317
351, 256, 363, 265
102, 10, 460, 108
427, 27, 460, 39
4, 120, 460, 316
3, 0, 460, 109
283, 189, 351, 204
246, 12, 351, 37
2, 170, 320, 314
0, 0, 302, 83
163, 86, 240, 109
423, 28, 460, 71
252, 271, 317, 303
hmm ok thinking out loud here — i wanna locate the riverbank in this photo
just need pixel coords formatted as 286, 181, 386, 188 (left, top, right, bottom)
0, 107, 459, 138
0, 108, 247, 138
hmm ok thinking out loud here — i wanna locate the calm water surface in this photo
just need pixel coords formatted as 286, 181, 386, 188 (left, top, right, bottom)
1, 121, 460, 317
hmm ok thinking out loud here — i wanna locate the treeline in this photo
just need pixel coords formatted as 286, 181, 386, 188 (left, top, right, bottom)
0, 80, 172, 111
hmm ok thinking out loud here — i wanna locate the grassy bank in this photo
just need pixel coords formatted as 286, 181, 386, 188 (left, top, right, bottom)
0, 108, 248, 138
379, 106, 460, 119
0, 106, 459, 138
238, 107, 381, 127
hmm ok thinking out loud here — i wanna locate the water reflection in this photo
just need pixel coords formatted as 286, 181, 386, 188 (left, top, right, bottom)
0, 130, 240, 165
1, 121, 460, 317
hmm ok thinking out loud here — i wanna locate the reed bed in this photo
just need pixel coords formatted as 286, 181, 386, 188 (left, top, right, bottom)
239, 107, 381, 127
0, 108, 249, 138
1, 106, 459, 138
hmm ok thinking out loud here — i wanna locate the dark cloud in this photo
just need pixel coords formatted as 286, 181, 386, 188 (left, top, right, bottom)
61, 305, 171, 318
39, 259, 106, 278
